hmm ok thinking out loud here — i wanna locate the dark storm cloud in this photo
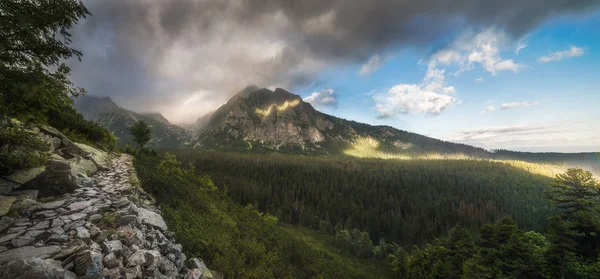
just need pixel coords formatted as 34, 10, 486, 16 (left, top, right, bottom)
68, 0, 600, 124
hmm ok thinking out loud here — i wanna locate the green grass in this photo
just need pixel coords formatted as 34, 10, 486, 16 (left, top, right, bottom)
282, 225, 396, 279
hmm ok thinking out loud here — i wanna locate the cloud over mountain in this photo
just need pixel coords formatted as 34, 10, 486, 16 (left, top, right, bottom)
68, 0, 599, 124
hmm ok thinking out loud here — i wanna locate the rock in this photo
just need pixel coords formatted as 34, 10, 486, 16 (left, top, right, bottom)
22, 159, 78, 197
125, 265, 142, 279
30, 220, 50, 230
185, 268, 214, 279
0, 178, 20, 195
5, 226, 26, 234
103, 252, 120, 269
33, 209, 57, 218
0, 231, 23, 244
47, 233, 68, 243
11, 235, 34, 247
118, 214, 139, 226
186, 258, 208, 270
135, 207, 167, 231
29, 199, 65, 211
7, 189, 39, 200
38, 124, 67, 139
51, 218, 65, 228
112, 197, 130, 208
52, 241, 87, 260
75, 226, 90, 239
101, 240, 124, 256
62, 140, 111, 170
0, 216, 14, 232
127, 249, 161, 271
68, 199, 95, 211
9, 198, 38, 213
89, 213, 102, 222
159, 256, 179, 277
0, 195, 16, 215
68, 156, 98, 177
166, 253, 176, 263
48, 226, 65, 235
4, 166, 46, 185
0, 245, 61, 264
117, 227, 144, 246
0, 258, 77, 279
74, 250, 103, 276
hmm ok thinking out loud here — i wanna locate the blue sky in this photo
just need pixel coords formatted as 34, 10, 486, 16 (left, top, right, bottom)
70, 0, 600, 152
296, 11, 600, 152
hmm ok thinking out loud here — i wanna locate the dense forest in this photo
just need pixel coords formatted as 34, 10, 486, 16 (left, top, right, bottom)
135, 150, 600, 278
131, 150, 395, 278
162, 150, 557, 247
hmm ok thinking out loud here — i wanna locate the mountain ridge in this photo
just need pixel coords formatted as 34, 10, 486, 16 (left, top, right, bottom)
74, 95, 191, 148
192, 87, 491, 157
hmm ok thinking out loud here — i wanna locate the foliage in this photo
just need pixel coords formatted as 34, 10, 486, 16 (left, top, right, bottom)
132, 151, 389, 278
0, 0, 90, 122
0, 124, 48, 175
387, 168, 600, 278
163, 149, 555, 247
129, 120, 151, 148
48, 105, 117, 151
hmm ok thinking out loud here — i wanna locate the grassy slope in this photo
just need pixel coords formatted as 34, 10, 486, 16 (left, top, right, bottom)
282, 225, 396, 279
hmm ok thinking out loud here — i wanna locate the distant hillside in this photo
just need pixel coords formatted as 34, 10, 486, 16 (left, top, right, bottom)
74, 95, 191, 148
193, 87, 490, 157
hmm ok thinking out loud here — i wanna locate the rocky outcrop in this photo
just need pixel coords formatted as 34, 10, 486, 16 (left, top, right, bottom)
0, 155, 217, 279
0, 121, 117, 206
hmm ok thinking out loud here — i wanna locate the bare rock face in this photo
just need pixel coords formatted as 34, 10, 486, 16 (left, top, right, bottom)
21, 159, 78, 197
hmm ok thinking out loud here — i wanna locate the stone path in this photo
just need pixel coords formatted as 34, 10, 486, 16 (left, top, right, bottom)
0, 155, 213, 279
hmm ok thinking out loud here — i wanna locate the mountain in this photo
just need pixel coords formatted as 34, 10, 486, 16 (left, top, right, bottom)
74, 95, 191, 148
193, 87, 491, 157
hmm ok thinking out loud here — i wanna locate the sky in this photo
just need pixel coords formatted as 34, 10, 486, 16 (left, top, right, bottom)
68, 0, 600, 152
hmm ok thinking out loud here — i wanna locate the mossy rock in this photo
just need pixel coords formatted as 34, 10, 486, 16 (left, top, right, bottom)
0, 196, 17, 216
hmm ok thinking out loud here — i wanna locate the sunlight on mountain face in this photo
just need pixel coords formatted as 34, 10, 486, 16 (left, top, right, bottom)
343, 137, 411, 159
255, 99, 300, 118
344, 137, 566, 178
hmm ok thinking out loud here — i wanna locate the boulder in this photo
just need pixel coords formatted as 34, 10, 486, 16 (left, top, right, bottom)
68, 156, 98, 177
0, 245, 61, 264
7, 189, 38, 200
0, 178, 20, 195
62, 140, 111, 170
127, 249, 162, 271
0, 216, 14, 233
3, 166, 45, 185
101, 240, 124, 256
135, 207, 167, 232
74, 250, 103, 276
38, 125, 67, 139
0, 258, 76, 279
9, 198, 38, 213
0, 195, 16, 215
22, 159, 78, 196
103, 252, 121, 269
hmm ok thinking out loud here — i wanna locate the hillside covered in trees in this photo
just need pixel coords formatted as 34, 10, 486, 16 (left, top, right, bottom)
164, 150, 557, 247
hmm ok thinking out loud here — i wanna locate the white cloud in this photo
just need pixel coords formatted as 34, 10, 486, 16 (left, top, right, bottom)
500, 101, 539, 110
359, 54, 386, 76
446, 124, 550, 141
515, 41, 527, 54
537, 46, 585, 63
432, 28, 524, 75
474, 77, 484, 83
374, 62, 457, 118
481, 105, 497, 113
303, 89, 338, 108
481, 101, 539, 113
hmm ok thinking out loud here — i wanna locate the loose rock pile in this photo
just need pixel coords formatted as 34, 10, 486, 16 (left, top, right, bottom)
0, 155, 215, 279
